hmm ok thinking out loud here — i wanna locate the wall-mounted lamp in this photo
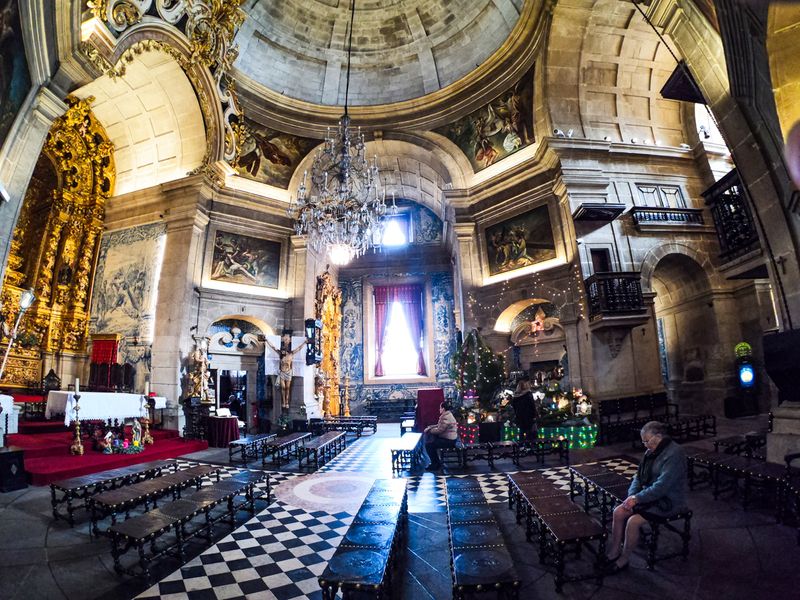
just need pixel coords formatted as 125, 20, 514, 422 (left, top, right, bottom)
0, 289, 36, 382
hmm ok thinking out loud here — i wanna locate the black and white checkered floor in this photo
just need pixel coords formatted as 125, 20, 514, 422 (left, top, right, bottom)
137, 442, 638, 600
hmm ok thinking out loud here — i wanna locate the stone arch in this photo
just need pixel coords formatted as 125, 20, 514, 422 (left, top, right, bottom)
646, 0, 800, 329
493, 297, 554, 333
639, 242, 720, 294
72, 42, 207, 196
289, 136, 464, 220
546, 0, 688, 145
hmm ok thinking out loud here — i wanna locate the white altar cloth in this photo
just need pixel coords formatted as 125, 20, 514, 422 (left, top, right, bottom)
0, 394, 19, 437
45, 391, 166, 425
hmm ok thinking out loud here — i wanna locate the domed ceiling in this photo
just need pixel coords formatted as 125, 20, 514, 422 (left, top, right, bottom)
234, 0, 524, 107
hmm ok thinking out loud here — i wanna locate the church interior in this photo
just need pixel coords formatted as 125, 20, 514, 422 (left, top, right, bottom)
1, 0, 800, 598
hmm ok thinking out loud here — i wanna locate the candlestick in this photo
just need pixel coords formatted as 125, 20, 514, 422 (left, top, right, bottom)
75, 378, 80, 394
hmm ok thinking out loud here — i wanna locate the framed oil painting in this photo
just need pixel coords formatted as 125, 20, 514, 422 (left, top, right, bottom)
435, 69, 533, 172
484, 205, 557, 276
210, 230, 281, 289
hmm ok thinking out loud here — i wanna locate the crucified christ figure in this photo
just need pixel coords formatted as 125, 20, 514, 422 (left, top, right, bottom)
265, 332, 306, 411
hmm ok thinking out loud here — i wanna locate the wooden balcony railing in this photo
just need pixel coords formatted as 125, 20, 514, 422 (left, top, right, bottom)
584, 272, 646, 321
702, 169, 760, 260
630, 207, 704, 228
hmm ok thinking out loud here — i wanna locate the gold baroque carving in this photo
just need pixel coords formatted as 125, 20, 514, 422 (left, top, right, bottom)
315, 269, 342, 417
0, 97, 115, 386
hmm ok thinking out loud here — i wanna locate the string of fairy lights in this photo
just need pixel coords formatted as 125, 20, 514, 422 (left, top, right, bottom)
464, 262, 587, 343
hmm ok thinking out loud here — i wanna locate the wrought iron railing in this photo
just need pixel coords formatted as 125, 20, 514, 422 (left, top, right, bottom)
584, 272, 646, 320
702, 169, 760, 260
630, 207, 704, 227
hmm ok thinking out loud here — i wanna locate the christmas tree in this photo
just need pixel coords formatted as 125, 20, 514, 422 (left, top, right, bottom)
450, 328, 505, 410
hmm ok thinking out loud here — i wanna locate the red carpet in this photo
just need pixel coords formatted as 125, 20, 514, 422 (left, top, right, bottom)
7, 427, 208, 486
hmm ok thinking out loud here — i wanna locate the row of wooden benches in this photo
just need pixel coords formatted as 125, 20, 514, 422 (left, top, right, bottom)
598, 393, 716, 444
109, 470, 268, 579
228, 430, 347, 469
388, 432, 571, 474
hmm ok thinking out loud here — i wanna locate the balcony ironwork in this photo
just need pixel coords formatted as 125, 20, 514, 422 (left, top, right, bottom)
702, 169, 760, 261
630, 207, 704, 228
584, 272, 646, 321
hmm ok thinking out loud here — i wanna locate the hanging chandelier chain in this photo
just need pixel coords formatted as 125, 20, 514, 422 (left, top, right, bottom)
288, 0, 386, 266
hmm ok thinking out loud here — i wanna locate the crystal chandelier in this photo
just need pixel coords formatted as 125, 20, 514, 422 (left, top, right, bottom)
289, 0, 385, 266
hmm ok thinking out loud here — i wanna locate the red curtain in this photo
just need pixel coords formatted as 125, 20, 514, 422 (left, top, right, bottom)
91, 339, 118, 364
373, 284, 426, 376
373, 287, 391, 377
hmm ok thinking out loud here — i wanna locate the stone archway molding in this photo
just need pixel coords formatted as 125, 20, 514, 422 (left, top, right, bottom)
639, 242, 719, 294
79, 2, 246, 171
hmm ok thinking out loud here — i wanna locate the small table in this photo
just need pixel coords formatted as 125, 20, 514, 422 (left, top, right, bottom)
207, 416, 239, 448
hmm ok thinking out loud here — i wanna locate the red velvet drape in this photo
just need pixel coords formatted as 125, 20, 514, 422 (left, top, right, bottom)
91, 339, 118, 364
373, 284, 426, 376
373, 287, 390, 377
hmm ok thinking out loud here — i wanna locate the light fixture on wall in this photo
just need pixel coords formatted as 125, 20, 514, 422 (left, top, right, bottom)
288, 0, 386, 266
0, 289, 36, 382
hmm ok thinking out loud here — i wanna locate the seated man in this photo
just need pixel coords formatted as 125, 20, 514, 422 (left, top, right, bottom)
606, 420, 688, 572
424, 401, 458, 471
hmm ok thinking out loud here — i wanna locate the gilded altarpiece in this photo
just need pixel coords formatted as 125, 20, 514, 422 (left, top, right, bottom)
315, 271, 341, 417
0, 96, 114, 387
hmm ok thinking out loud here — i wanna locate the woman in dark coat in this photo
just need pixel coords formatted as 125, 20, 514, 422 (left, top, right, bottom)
512, 379, 537, 443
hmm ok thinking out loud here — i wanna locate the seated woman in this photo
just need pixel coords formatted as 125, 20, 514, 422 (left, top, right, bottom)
606, 420, 688, 572
424, 401, 459, 471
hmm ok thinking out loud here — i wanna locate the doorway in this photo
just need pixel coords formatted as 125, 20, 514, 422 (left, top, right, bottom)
219, 370, 247, 421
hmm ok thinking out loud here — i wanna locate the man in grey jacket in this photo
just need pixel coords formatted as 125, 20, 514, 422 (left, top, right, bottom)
424, 401, 459, 471
605, 421, 688, 572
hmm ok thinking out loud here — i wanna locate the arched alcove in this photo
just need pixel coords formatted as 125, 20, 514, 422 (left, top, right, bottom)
72, 49, 206, 196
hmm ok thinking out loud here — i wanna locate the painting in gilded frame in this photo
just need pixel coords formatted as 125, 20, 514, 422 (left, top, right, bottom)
235, 117, 318, 189
210, 230, 281, 289
484, 205, 556, 276
0, 0, 32, 153
435, 69, 533, 172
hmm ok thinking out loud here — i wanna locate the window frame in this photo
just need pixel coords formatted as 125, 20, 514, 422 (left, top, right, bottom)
376, 211, 413, 247
362, 277, 436, 385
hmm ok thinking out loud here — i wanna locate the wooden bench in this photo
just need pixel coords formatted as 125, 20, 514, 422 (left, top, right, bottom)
322, 415, 377, 438
446, 477, 521, 600
50, 460, 174, 526
89, 465, 220, 537
390, 432, 423, 472
319, 479, 407, 599
569, 462, 692, 570
298, 431, 347, 470
261, 431, 311, 466
228, 433, 277, 465
524, 437, 570, 464
599, 393, 716, 445
109, 472, 267, 580
508, 472, 606, 592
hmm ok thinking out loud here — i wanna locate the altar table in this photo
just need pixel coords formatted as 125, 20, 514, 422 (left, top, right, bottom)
45, 391, 167, 426
207, 416, 240, 447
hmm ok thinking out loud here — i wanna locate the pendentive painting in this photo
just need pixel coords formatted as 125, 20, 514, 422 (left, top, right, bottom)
435, 69, 533, 172
485, 205, 557, 276
0, 0, 32, 153
235, 117, 318, 189
211, 230, 281, 289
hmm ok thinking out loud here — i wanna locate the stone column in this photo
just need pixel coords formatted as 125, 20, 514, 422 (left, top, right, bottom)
150, 187, 208, 432
0, 88, 65, 278
453, 222, 481, 328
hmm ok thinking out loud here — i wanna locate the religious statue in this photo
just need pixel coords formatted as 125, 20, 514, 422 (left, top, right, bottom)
265, 331, 306, 412
132, 419, 142, 446
314, 372, 328, 416
188, 341, 212, 403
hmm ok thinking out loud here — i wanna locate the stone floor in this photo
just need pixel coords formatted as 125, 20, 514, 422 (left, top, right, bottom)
0, 414, 797, 599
